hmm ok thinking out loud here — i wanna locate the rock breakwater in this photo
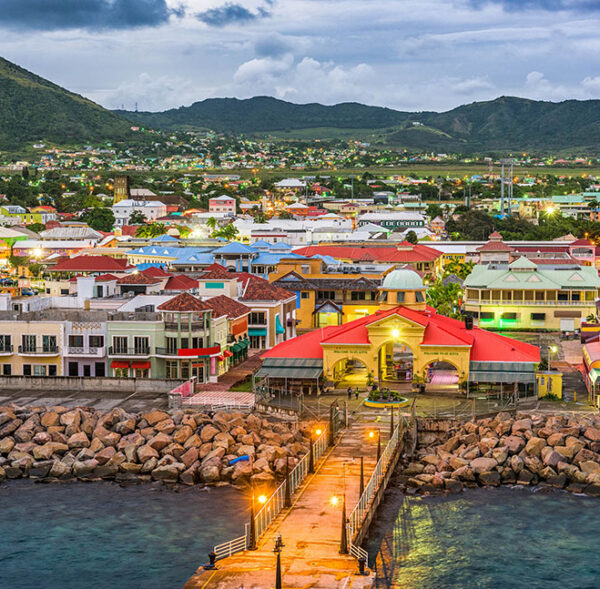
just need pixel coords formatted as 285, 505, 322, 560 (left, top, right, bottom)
398, 412, 600, 496
0, 405, 311, 487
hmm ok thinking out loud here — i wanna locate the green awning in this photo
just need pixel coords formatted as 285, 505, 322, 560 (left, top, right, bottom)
232, 342, 243, 353
255, 366, 323, 380
239, 340, 249, 349
275, 316, 285, 335
249, 328, 267, 336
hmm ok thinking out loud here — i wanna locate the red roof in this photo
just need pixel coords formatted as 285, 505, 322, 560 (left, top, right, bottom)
120, 225, 139, 237
293, 243, 442, 263
476, 240, 515, 252
204, 294, 251, 319
262, 304, 540, 363
49, 256, 130, 273
95, 273, 119, 282
201, 263, 234, 279
141, 266, 172, 278
238, 273, 295, 302
570, 238, 594, 247
117, 273, 161, 285
158, 292, 212, 312
164, 275, 199, 291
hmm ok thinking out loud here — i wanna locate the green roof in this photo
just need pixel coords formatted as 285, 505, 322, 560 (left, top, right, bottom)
381, 268, 424, 291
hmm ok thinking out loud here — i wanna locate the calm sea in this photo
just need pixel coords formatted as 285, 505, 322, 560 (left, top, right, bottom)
368, 486, 600, 589
0, 481, 247, 589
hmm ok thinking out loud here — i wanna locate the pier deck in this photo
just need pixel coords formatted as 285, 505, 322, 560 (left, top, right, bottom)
184, 407, 389, 589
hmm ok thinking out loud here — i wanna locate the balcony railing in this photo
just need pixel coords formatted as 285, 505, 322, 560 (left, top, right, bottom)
164, 321, 206, 331
66, 346, 105, 357
18, 345, 59, 355
108, 346, 151, 356
466, 299, 593, 306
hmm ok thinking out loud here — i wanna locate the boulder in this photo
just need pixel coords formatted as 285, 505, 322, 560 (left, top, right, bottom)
524, 437, 546, 457
173, 425, 194, 445
491, 447, 508, 465
479, 471, 501, 486
180, 463, 199, 486
470, 457, 498, 474
137, 445, 159, 463
231, 460, 253, 484
114, 419, 136, 435
73, 459, 99, 477
580, 460, 600, 475
151, 464, 180, 482
584, 427, 600, 442
68, 432, 90, 449
141, 457, 158, 474
573, 448, 600, 466
200, 425, 220, 443
95, 446, 116, 465
546, 433, 565, 447
0, 437, 15, 455
155, 419, 176, 435
60, 410, 81, 428
199, 463, 221, 482
213, 432, 235, 450
180, 447, 199, 469
201, 447, 226, 465
183, 434, 203, 449
512, 419, 532, 433
542, 450, 564, 468
148, 433, 172, 451
509, 455, 524, 474
0, 418, 22, 437
142, 410, 170, 427
49, 460, 71, 478
452, 466, 475, 481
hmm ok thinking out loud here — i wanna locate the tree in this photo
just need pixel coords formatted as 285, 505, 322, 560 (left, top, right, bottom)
426, 280, 463, 319
206, 217, 217, 232
129, 210, 147, 225
405, 230, 418, 244
444, 259, 474, 280
213, 223, 239, 241
84, 208, 115, 232
26, 223, 45, 234
27, 262, 44, 278
426, 203, 443, 220
135, 223, 167, 238
278, 211, 294, 220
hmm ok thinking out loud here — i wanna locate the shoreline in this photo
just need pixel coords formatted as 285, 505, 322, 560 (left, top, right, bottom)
395, 411, 600, 498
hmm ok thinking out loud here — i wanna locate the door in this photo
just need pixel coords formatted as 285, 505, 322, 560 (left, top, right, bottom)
83, 365, 91, 377
560, 318, 575, 332
95, 362, 105, 377
68, 362, 78, 376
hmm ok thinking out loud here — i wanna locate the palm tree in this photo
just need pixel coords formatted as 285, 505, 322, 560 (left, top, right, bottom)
135, 223, 167, 238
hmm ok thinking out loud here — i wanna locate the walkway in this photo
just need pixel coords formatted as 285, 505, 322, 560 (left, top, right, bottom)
184, 405, 392, 589
196, 351, 263, 392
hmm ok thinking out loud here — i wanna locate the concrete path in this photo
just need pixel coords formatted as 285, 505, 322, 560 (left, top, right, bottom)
184, 406, 393, 589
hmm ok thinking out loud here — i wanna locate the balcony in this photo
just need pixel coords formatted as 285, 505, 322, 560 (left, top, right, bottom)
66, 346, 106, 357
0, 345, 13, 356
18, 345, 59, 356
164, 321, 206, 331
108, 346, 151, 357
466, 299, 594, 307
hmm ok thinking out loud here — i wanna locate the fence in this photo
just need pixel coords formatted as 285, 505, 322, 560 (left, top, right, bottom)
346, 416, 408, 568
210, 427, 330, 561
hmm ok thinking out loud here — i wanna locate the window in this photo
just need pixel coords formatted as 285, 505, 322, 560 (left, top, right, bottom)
0, 335, 11, 352
480, 312, 495, 320
113, 336, 128, 354
531, 313, 546, 321
133, 336, 149, 354
301, 265, 310, 274
191, 337, 204, 348
34, 365, 47, 376
2, 364, 11, 376
166, 360, 178, 379
180, 337, 189, 349
23, 364, 31, 376
68, 335, 84, 348
114, 367, 129, 378
166, 337, 178, 354
60, 289, 69, 295
558, 291, 569, 301
22, 335, 36, 353
249, 312, 266, 325
501, 312, 517, 320
181, 362, 190, 380
397, 291, 406, 303
42, 335, 57, 353
316, 291, 336, 301
351, 291, 366, 301
89, 335, 104, 348
301, 291, 310, 299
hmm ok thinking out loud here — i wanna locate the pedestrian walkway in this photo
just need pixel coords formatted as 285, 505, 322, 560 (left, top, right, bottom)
184, 406, 392, 589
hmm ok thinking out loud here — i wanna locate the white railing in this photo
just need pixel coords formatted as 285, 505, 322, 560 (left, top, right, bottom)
349, 542, 369, 567
346, 418, 407, 566
254, 427, 329, 539
211, 427, 330, 561
467, 299, 593, 306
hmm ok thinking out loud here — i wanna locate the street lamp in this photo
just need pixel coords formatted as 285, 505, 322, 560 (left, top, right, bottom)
274, 534, 284, 589
549, 344, 558, 369
368, 429, 381, 462
249, 488, 267, 550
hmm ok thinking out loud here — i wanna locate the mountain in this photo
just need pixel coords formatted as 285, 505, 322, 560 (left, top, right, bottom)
0, 57, 133, 150
117, 95, 600, 152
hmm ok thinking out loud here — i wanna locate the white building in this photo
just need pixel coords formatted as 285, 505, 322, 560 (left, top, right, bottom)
112, 200, 168, 227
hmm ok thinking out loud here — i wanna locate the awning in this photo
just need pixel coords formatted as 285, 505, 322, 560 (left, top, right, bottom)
111, 361, 129, 369
223, 350, 233, 358
239, 340, 249, 349
232, 342, 243, 353
255, 366, 323, 380
131, 361, 151, 370
192, 362, 205, 368
178, 345, 221, 357
275, 315, 285, 335
216, 355, 225, 362
248, 328, 267, 337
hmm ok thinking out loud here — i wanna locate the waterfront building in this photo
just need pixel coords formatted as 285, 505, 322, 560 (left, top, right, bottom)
464, 256, 600, 331
259, 268, 540, 396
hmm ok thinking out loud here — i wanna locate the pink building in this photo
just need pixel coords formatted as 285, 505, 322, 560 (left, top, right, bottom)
209, 195, 236, 215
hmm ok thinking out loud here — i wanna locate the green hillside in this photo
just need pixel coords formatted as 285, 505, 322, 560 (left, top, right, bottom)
0, 56, 133, 150
118, 95, 600, 152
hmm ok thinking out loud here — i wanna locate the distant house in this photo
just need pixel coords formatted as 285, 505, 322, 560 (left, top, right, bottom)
112, 200, 168, 227
208, 195, 236, 215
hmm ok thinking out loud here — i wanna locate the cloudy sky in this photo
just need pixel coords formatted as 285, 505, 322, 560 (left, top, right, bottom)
2, 0, 600, 112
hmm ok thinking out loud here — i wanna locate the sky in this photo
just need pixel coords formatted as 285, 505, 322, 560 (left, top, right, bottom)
2, 0, 600, 112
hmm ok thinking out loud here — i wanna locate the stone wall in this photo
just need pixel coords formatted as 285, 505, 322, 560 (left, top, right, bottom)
0, 405, 311, 486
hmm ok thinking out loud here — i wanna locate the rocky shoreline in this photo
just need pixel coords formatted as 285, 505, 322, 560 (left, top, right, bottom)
397, 412, 600, 497
0, 405, 310, 487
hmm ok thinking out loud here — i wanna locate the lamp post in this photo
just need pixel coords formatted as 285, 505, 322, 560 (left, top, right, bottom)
359, 455, 364, 497
274, 534, 284, 589
390, 406, 394, 438
549, 344, 558, 370
377, 430, 381, 462
284, 458, 291, 508
249, 488, 267, 551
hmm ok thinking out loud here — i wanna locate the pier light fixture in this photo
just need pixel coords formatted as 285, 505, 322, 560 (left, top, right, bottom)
392, 328, 400, 340
315, 428, 322, 436
330, 495, 339, 506
258, 494, 268, 505
368, 430, 375, 439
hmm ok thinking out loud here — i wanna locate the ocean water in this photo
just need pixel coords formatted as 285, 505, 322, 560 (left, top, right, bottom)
0, 481, 247, 589
368, 487, 600, 589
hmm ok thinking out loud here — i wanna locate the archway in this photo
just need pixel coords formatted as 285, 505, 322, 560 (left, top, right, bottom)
332, 358, 369, 387
424, 360, 460, 392
379, 342, 414, 385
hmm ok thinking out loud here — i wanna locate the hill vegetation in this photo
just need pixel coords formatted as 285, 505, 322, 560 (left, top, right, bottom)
0, 56, 133, 150
118, 95, 600, 153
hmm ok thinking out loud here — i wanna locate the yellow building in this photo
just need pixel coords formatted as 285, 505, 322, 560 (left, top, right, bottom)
270, 257, 391, 331
260, 268, 541, 396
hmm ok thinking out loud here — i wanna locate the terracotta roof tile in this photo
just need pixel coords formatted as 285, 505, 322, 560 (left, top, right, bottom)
164, 275, 199, 291
205, 294, 251, 318
50, 256, 131, 273
158, 292, 212, 312
117, 273, 161, 285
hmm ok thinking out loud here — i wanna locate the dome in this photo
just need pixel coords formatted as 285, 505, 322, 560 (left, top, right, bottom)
381, 268, 424, 291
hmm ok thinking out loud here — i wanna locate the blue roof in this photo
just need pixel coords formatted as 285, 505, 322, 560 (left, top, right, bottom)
135, 262, 168, 271
150, 234, 179, 242
216, 242, 256, 254
251, 252, 306, 266
269, 242, 292, 251
250, 240, 273, 250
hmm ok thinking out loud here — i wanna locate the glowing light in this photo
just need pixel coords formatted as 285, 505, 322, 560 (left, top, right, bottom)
330, 496, 339, 506
546, 206, 556, 214
32, 248, 43, 259
550, 345, 558, 354
315, 428, 322, 436
258, 494, 267, 505
368, 431, 375, 439
392, 328, 400, 339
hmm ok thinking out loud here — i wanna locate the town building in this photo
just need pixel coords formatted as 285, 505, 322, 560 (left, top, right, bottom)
112, 200, 168, 226
208, 195, 236, 215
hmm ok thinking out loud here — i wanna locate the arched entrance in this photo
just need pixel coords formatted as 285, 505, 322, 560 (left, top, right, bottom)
332, 358, 368, 387
424, 360, 460, 392
379, 342, 414, 386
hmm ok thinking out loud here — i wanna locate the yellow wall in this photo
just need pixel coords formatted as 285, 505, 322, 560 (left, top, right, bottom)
536, 372, 563, 398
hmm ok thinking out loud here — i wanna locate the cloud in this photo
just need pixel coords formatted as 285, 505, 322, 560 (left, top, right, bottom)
0, 0, 181, 31
196, 1, 274, 27
469, 0, 600, 11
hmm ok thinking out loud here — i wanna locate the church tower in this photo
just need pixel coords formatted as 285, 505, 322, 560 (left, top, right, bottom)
113, 175, 131, 204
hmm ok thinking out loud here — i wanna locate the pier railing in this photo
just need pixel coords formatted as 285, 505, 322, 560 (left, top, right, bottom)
209, 427, 330, 562
346, 415, 409, 568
